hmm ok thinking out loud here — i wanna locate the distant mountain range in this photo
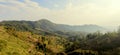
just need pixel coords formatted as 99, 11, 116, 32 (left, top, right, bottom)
1, 19, 109, 33
39, 19, 109, 33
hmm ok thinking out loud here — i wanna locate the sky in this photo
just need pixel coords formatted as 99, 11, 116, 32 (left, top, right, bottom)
0, 0, 120, 26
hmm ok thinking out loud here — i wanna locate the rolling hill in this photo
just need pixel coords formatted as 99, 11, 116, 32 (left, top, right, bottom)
0, 19, 108, 34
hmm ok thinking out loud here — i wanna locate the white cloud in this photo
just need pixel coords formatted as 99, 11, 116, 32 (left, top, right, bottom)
0, 0, 50, 20
1, 0, 120, 26
49, 0, 120, 26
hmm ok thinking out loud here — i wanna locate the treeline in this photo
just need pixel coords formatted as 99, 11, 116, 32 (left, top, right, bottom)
65, 29, 120, 55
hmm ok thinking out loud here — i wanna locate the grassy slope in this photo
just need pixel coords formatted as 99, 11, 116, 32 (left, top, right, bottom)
0, 26, 65, 55
0, 26, 31, 55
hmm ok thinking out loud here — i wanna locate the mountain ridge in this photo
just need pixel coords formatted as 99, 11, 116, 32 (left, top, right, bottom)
0, 19, 108, 33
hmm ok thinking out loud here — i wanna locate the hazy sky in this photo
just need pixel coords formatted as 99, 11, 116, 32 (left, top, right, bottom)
0, 0, 120, 26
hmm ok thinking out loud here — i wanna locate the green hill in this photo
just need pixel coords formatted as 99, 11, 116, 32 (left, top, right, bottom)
0, 26, 66, 55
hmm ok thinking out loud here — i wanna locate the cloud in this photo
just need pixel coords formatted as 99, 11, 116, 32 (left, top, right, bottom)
0, 0, 120, 26
49, 0, 120, 26
0, 0, 50, 20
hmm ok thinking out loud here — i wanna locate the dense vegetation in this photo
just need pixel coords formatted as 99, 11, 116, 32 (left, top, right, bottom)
0, 20, 120, 55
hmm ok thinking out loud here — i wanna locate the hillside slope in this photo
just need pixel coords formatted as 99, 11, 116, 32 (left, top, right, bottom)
0, 26, 30, 55
0, 26, 66, 55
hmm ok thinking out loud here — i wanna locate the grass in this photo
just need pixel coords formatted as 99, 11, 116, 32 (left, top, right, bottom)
0, 26, 30, 55
0, 26, 64, 55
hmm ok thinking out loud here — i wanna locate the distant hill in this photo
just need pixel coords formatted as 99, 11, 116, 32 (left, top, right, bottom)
0, 19, 108, 36
35, 19, 108, 33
